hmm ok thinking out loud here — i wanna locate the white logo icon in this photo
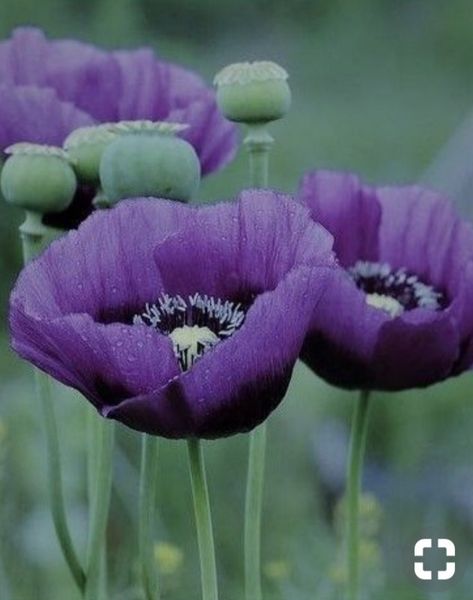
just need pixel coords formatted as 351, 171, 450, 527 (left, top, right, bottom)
414, 538, 456, 581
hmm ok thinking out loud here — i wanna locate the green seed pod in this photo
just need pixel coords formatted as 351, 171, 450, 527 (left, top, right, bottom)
99, 121, 201, 204
214, 61, 291, 124
64, 124, 117, 185
1, 143, 77, 213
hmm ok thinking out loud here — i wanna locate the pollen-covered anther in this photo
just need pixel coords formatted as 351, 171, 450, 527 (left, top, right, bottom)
169, 325, 219, 371
134, 293, 246, 371
365, 293, 404, 318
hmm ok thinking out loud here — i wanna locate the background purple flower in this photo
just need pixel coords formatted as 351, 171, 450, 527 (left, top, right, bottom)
298, 170, 473, 391
10, 191, 334, 438
0, 27, 237, 228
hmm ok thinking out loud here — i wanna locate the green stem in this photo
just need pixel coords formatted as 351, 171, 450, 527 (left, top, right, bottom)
20, 211, 86, 593
87, 407, 99, 508
187, 439, 218, 600
244, 124, 274, 188
244, 424, 267, 600
85, 419, 115, 600
243, 124, 273, 600
346, 390, 372, 600
139, 434, 160, 600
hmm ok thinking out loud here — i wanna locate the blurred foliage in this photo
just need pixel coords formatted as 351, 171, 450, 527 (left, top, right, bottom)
1, 0, 473, 598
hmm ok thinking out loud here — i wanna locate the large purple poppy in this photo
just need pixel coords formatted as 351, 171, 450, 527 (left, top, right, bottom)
0, 27, 237, 228
298, 170, 473, 391
10, 191, 334, 438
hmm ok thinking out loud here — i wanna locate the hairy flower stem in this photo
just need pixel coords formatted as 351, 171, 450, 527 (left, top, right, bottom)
187, 439, 219, 600
139, 434, 160, 600
85, 419, 115, 600
346, 390, 372, 600
20, 211, 86, 593
243, 123, 273, 600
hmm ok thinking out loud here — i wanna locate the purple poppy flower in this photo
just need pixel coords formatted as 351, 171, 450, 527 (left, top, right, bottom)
298, 170, 473, 391
10, 191, 334, 438
0, 27, 237, 228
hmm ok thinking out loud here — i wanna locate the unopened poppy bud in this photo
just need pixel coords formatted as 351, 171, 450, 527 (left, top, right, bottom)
64, 124, 117, 185
214, 61, 291, 124
99, 121, 201, 204
1, 143, 76, 213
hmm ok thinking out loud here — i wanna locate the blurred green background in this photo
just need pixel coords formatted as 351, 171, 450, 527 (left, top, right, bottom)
1, 0, 473, 598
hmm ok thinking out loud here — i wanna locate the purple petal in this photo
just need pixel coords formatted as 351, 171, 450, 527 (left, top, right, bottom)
153, 189, 334, 301
46, 39, 122, 122
298, 170, 381, 267
170, 94, 238, 175
302, 268, 388, 389
10, 310, 179, 410
14, 192, 333, 323
0, 84, 94, 150
372, 308, 460, 389
378, 185, 473, 356
113, 49, 172, 120
0, 27, 49, 85
378, 185, 473, 298
0, 28, 121, 122
11, 199, 190, 324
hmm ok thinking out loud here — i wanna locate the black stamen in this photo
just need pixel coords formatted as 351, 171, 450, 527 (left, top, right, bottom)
348, 261, 445, 312
133, 293, 247, 371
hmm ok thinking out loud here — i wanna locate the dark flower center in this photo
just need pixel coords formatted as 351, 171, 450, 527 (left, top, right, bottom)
348, 261, 445, 317
134, 293, 246, 371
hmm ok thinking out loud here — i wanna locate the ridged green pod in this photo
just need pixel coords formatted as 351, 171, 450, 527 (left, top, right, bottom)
1, 145, 76, 213
64, 124, 117, 185
100, 126, 201, 204
214, 61, 291, 124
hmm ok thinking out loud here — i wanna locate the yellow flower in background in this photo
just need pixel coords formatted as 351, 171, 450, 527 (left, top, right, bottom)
154, 542, 184, 576
264, 559, 291, 582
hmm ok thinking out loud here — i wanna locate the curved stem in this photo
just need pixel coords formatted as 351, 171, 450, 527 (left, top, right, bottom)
85, 419, 115, 600
346, 390, 372, 600
244, 423, 267, 600
20, 212, 86, 592
187, 439, 218, 600
139, 434, 160, 600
